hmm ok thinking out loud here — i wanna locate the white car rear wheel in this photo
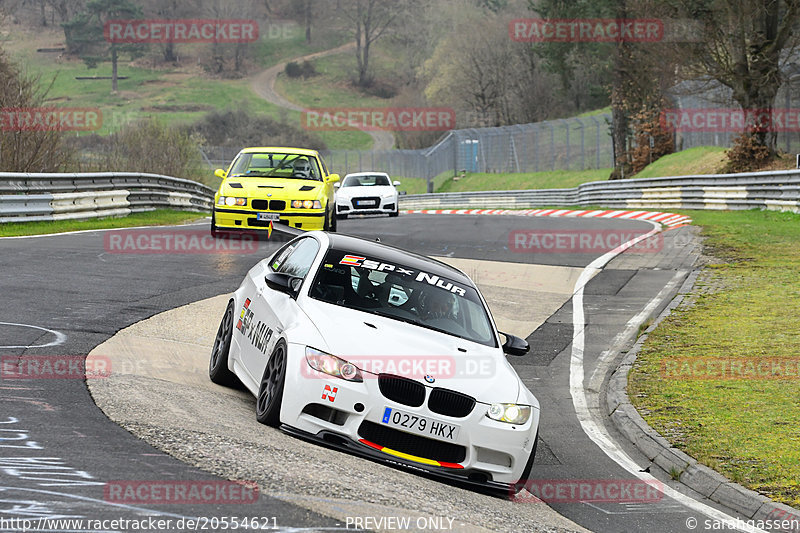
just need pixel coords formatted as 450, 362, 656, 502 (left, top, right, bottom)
209, 300, 237, 386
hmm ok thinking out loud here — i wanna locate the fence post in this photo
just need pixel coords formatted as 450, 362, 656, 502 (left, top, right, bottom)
589, 116, 600, 169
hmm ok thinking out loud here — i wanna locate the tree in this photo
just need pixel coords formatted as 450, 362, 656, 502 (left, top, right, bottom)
666, 0, 800, 159
48, 0, 87, 24
422, 15, 564, 126
139, 0, 200, 63
62, 0, 144, 92
530, 0, 679, 178
336, 0, 414, 86
0, 49, 73, 172
201, 0, 260, 76
529, 0, 630, 176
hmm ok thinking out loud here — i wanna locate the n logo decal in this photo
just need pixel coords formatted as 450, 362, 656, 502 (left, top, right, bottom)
321, 385, 338, 402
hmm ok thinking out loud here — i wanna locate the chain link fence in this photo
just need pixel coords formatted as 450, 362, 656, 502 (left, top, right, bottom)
670, 76, 800, 154
198, 74, 800, 190
200, 114, 615, 189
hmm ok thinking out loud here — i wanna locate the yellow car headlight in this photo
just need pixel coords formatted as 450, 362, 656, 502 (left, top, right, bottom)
218, 196, 247, 207
291, 200, 322, 209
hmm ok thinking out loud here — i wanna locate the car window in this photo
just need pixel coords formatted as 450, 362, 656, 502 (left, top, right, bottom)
270, 238, 320, 279
311, 249, 497, 347
229, 152, 322, 181
319, 156, 330, 176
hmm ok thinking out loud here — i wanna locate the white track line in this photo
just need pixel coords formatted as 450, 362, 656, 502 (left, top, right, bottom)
569, 222, 764, 533
0, 322, 66, 348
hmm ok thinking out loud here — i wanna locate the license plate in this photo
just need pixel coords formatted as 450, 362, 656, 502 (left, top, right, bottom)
356, 200, 376, 206
257, 213, 280, 221
381, 407, 459, 441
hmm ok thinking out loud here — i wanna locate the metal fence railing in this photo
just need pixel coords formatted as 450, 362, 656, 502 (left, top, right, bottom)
398, 169, 800, 213
0, 172, 214, 223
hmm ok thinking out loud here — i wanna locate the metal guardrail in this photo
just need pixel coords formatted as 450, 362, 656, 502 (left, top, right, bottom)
4, 169, 799, 224
0, 172, 214, 223
398, 170, 800, 213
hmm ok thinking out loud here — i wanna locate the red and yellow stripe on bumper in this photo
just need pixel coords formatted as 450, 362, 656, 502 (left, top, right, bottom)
359, 439, 463, 470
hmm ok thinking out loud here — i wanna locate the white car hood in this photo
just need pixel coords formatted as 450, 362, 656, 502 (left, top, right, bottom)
297, 298, 521, 404
336, 185, 396, 199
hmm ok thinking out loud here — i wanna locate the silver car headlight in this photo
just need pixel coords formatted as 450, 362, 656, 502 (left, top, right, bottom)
305, 347, 363, 382
486, 403, 531, 424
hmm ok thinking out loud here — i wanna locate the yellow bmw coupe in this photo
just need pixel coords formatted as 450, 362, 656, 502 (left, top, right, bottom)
212, 147, 340, 235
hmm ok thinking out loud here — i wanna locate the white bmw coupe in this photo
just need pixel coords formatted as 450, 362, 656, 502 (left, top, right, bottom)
209, 231, 539, 493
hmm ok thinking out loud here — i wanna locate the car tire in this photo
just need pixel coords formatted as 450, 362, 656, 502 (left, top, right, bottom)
389, 209, 399, 218
255, 339, 287, 427
330, 208, 337, 232
336, 212, 348, 220
324, 207, 337, 232
211, 211, 218, 238
511, 432, 539, 495
209, 300, 238, 386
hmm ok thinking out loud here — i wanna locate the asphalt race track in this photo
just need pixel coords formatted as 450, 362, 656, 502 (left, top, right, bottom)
0, 213, 756, 533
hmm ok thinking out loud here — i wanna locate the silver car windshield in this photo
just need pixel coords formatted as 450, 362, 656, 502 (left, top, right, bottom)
310, 249, 497, 347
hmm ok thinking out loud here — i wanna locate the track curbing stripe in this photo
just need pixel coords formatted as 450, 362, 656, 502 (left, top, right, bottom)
400, 208, 692, 227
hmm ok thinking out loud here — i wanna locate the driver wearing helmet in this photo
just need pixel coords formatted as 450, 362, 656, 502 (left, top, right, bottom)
419, 288, 456, 321
293, 158, 312, 178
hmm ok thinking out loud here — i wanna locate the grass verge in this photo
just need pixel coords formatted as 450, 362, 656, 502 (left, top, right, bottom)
628, 209, 800, 506
0, 210, 207, 237
633, 147, 728, 179
436, 168, 611, 192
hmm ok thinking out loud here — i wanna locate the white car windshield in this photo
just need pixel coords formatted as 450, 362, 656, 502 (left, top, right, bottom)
343, 174, 391, 187
310, 249, 497, 347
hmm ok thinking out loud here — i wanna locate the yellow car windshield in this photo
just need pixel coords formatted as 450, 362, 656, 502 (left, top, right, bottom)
230, 153, 321, 181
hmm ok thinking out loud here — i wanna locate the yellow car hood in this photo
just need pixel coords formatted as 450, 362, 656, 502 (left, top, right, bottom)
222, 177, 323, 197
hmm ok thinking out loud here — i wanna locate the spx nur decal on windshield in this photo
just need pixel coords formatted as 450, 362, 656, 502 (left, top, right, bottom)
338, 255, 466, 296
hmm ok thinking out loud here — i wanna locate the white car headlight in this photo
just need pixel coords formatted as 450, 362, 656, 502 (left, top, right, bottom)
305, 347, 363, 382
486, 403, 531, 424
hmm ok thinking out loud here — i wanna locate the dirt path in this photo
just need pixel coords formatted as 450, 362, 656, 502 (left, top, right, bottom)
250, 42, 395, 151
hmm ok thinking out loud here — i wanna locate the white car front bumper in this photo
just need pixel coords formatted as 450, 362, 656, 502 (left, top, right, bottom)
279, 344, 539, 487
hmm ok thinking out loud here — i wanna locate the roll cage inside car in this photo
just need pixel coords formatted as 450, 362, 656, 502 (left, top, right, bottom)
229, 152, 322, 180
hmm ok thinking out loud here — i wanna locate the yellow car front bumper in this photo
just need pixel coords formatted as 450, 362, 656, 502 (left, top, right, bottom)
213, 207, 326, 231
